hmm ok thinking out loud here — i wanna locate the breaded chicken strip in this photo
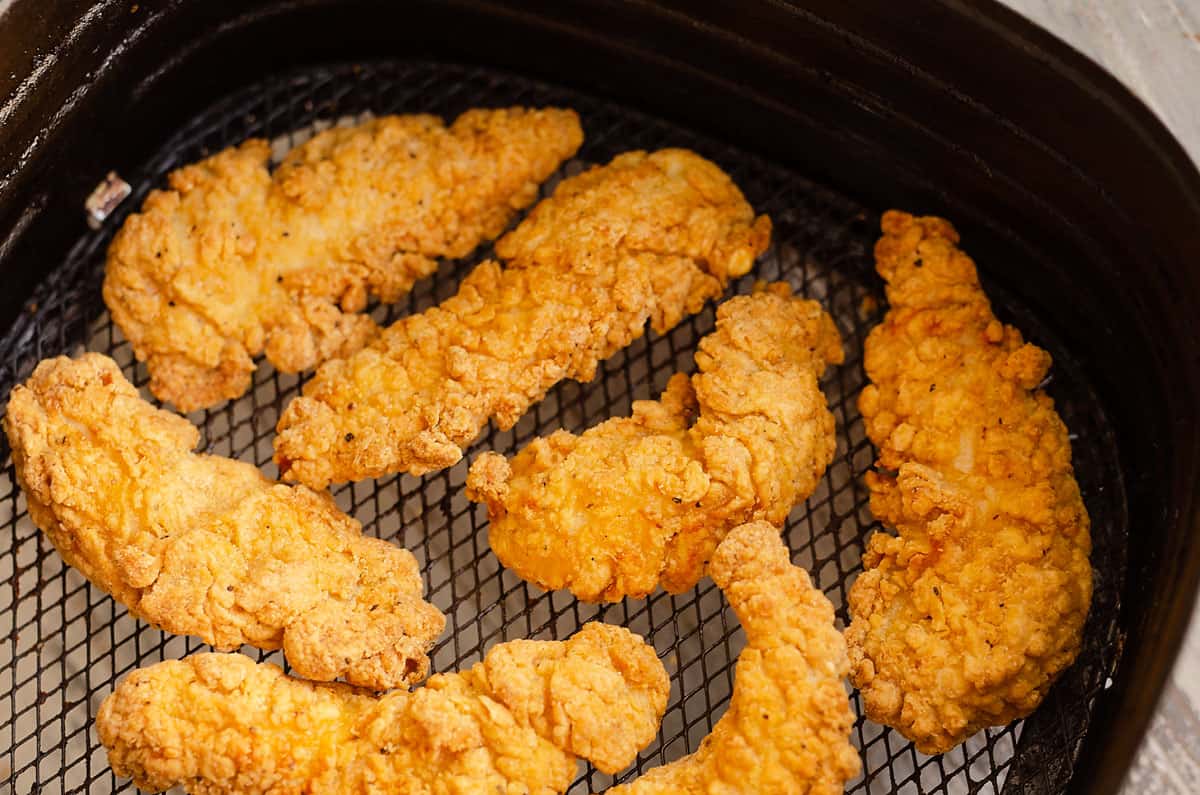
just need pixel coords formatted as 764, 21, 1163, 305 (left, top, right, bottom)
846, 211, 1093, 754
467, 285, 842, 603
97, 622, 669, 794
606, 522, 860, 794
104, 108, 582, 411
274, 149, 772, 488
3, 353, 444, 690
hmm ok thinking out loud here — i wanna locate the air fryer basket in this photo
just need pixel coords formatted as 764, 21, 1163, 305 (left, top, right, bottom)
1, 3, 1198, 795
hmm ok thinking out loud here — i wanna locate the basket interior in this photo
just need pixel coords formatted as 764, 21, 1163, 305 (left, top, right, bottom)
0, 61, 1127, 794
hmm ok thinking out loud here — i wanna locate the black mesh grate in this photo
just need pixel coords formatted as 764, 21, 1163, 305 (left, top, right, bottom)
0, 61, 1126, 794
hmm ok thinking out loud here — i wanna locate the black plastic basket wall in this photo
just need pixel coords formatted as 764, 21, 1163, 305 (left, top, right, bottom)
0, 62, 1126, 794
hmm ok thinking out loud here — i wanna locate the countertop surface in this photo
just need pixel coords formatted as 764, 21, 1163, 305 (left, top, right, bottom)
1003, 2, 1200, 793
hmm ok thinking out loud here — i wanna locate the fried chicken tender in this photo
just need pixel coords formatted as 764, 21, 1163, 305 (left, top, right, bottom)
606, 522, 860, 794
274, 148, 772, 488
846, 211, 1093, 754
467, 285, 843, 602
3, 353, 444, 690
104, 108, 582, 412
97, 622, 669, 794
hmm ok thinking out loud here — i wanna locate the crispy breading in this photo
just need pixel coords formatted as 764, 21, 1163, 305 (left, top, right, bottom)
104, 108, 582, 412
3, 353, 444, 690
273, 148, 772, 488
97, 622, 669, 794
467, 285, 843, 602
846, 211, 1093, 753
605, 522, 860, 794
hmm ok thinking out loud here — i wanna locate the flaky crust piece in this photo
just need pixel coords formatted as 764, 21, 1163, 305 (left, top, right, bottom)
3, 353, 444, 690
104, 108, 582, 411
98, 622, 669, 795
274, 148, 772, 488
846, 211, 1093, 753
467, 285, 843, 602
605, 522, 860, 794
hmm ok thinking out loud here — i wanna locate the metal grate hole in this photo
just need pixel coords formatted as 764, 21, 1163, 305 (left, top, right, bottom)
0, 61, 1126, 794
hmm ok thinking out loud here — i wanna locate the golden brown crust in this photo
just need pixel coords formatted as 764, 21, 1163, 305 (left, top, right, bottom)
97, 622, 670, 794
604, 522, 860, 794
846, 211, 1093, 753
467, 285, 843, 602
273, 148, 772, 488
104, 108, 583, 412
2, 353, 444, 690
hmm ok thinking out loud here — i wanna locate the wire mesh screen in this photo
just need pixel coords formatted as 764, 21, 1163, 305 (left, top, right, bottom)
0, 61, 1126, 794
